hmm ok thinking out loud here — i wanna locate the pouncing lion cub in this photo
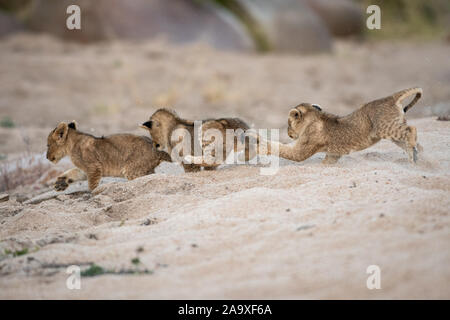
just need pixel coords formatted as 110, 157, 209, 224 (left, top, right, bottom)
140, 108, 255, 172
46, 121, 171, 191
256, 87, 423, 164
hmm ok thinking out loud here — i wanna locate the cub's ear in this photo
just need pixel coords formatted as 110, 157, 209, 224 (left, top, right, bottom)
68, 120, 77, 130
289, 108, 301, 119
54, 122, 68, 141
141, 120, 152, 129
312, 104, 322, 111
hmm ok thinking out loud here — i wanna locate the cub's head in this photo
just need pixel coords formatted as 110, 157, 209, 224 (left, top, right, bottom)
287, 103, 322, 139
46, 121, 77, 163
141, 109, 181, 151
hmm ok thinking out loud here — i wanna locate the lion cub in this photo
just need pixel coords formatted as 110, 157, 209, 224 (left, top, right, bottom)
140, 108, 254, 172
256, 87, 423, 164
46, 121, 171, 191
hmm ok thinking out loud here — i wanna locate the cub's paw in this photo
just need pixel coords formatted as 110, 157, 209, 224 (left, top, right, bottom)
237, 152, 247, 162
91, 184, 107, 196
412, 147, 419, 163
183, 155, 195, 164
54, 176, 72, 191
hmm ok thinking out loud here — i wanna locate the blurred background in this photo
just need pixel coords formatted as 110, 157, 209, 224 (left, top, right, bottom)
1, 0, 450, 194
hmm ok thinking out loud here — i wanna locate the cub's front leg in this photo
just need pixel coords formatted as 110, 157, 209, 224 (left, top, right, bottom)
256, 135, 320, 163
54, 167, 87, 191
184, 145, 217, 167
86, 164, 103, 191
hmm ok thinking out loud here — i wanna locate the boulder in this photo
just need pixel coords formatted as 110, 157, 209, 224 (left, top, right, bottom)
25, 0, 252, 50
0, 0, 32, 12
239, 0, 332, 53
305, 0, 364, 37
0, 11, 23, 37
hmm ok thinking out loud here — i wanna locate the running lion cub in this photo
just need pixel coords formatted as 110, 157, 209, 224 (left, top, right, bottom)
140, 108, 255, 172
46, 121, 171, 191
256, 87, 423, 164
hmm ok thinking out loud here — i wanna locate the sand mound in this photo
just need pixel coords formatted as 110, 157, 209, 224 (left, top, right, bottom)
0, 117, 449, 299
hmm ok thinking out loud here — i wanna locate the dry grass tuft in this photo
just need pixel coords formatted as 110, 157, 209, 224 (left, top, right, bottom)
0, 155, 51, 192
0, 131, 52, 192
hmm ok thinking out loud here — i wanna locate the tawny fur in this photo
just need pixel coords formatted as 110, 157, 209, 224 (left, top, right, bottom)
257, 87, 423, 164
141, 108, 254, 172
46, 121, 171, 191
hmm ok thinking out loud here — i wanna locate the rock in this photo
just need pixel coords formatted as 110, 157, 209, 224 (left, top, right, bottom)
0, 0, 32, 12
305, 0, 364, 37
239, 0, 332, 53
0, 202, 22, 217
26, 0, 252, 50
140, 218, 158, 226
0, 11, 23, 37
431, 102, 450, 120
296, 224, 315, 231
24, 186, 90, 205
15, 194, 29, 203
0, 193, 9, 202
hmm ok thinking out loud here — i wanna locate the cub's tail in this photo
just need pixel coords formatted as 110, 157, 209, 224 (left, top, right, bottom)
393, 87, 423, 113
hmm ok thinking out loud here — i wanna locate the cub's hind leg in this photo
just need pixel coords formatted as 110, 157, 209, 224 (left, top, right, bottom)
392, 139, 423, 154
123, 167, 155, 181
243, 135, 258, 162
322, 153, 341, 165
122, 159, 160, 180
375, 118, 419, 163
183, 163, 202, 173
390, 125, 419, 163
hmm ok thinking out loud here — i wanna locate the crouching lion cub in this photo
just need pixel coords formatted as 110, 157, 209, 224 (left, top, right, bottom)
140, 108, 255, 172
256, 87, 423, 164
46, 121, 171, 191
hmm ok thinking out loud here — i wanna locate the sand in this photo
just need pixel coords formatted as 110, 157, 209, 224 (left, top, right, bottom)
0, 117, 449, 299
0, 34, 449, 299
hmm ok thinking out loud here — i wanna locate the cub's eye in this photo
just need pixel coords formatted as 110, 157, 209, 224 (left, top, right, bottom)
289, 108, 301, 120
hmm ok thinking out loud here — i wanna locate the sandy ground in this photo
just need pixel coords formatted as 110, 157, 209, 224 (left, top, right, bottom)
0, 34, 449, 299
0, 117, 449, 299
